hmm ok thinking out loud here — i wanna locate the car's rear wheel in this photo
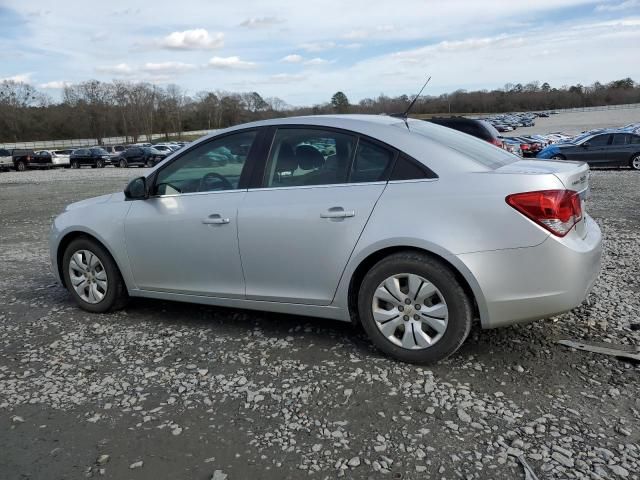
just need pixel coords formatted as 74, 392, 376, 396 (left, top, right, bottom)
119, 159, 128, 168
16, 161, 26, 171
62, 237, 128, 313
358, 252, 473, 364
551, 154, 565, 160
630, 154, 640, 171
71, 160, 79, 169
96, 159, 105, 168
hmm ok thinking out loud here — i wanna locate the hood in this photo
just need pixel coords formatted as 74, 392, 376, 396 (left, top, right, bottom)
65, 192, 124, 211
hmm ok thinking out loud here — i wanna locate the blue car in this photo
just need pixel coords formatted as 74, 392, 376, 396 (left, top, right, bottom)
537, 131, 640, 170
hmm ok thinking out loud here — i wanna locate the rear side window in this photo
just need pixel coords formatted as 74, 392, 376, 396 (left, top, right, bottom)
390, 154, 437, 180
350, 139, 395, 183
631, 135, 640, 145
612, 134, 629, 145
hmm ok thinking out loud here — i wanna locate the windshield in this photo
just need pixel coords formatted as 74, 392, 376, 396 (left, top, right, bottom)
570, 133, 592, 145
402, 119, 518, 169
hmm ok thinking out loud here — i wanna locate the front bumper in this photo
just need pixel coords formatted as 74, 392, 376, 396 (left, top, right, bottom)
457, 216, 602, 329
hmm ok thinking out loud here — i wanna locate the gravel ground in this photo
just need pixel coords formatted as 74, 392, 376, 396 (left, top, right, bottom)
0, 167, 639, 480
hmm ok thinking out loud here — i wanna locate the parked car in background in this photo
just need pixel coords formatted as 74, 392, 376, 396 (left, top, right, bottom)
501, 138, 523, 157
537, 131, 640, 169
114, 146, 167, 168
52, 150, 72, 167
70, 147, 112, 168
426, 117, 504, 148
34, 150, 71, 168
507, 137, 544, 157
152, 144, 176, 154
10, 149, 37, 171
102, 145, 126, 160
0, 148, 13, 170
49, 114, 601, 364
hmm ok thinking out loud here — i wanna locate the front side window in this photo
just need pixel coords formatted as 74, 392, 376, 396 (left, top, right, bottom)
154, 130, 257, 195
588, 134, 610, 147
263, 128, 356, 188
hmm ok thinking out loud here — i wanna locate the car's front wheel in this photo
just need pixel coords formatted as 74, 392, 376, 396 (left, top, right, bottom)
630, 154, 640, 171
62, 237, 128, 313
96, 159, 105, 168
119, 159, 128, 168
358, 252, 473, 364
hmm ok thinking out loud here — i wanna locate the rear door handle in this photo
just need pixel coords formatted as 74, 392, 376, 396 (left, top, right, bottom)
202, 214, 230, 225
320, 207, 355, 219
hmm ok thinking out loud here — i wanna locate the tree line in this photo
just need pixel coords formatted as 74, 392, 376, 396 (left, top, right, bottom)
0, 78, 638, 143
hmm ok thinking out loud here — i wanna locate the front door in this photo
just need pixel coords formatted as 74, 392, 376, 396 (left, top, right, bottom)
577, 134, 612, 165
239, 127, 395, 305
124, 129, 259, 297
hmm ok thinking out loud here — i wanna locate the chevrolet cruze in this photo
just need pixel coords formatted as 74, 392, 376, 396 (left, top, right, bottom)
49, 115, 602, 363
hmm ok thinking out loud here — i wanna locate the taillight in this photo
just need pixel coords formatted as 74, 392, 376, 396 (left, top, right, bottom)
490, 138, 503, 148
520, 144, 530, 150
506, 190, 582, 237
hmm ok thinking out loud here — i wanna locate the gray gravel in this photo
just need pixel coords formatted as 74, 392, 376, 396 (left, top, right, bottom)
0, 167, 639, 479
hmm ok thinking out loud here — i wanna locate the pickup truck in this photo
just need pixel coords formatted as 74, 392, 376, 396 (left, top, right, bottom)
9, 149, 41, 171
0, 148, 12, 170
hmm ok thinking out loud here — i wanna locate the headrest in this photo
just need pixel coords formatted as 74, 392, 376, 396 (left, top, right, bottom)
275, 142, 297, 172
296, 144, 325, 170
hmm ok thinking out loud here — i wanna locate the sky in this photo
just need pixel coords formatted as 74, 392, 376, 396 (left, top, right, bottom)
1, 0, 639, 106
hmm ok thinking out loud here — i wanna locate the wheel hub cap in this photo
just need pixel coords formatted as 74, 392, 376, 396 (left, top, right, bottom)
372, 273, 449, 350
68, 249, 108, 304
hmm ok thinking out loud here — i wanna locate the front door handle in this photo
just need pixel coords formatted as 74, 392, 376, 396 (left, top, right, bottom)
320, 207, 355, 219
202, 214, 230, 225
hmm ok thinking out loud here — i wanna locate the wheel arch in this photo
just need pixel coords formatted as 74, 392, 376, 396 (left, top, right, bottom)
629, 151, 640, 168
346, 245, 487, 327
56, 231, 128, 290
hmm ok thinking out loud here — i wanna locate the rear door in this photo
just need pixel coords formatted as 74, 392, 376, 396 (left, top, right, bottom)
609, 134, 630, 166
238, 126, 394, 305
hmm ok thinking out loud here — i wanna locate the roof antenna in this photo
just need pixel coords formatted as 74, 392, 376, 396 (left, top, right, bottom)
390, 75, 431, 129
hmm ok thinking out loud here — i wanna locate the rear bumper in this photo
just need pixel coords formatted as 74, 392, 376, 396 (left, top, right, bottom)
457, 216, 602, 329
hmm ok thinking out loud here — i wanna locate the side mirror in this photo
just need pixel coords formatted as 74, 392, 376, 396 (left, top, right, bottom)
124, 176, 148, 200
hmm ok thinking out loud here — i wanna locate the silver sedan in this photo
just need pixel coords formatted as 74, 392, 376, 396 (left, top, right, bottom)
49, 115, 602, 363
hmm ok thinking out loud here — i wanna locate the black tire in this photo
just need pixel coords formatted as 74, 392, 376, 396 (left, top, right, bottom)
119, 159, 128, 168
96, 159, 105, 168
551, 154, 565, 160
71, 160, 80, 169
145, 159, 154, 168
16, 160, 26, 172
630, 153, 640, 171
62, 237, 129, 313
357, 252, 473, 364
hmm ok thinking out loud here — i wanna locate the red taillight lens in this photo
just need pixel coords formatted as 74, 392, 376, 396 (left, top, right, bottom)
506, 190, 582, 237
520, 144, 530, 150
490, 138, 503, 148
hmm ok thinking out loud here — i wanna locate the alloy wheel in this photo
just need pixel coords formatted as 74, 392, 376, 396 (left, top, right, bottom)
68, 249, 108, 304
632, 155, 640, 170
372, 273, 448, 350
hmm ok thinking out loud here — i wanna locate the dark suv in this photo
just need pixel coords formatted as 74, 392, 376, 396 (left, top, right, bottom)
70, 147, 112, 168
426, 117, 503, 148
115, 147, 167, 168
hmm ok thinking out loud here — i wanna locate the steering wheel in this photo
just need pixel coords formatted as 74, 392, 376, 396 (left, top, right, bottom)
199, 172, 233, 192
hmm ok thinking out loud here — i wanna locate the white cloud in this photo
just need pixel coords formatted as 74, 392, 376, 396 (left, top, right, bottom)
39, 80, 71, 89
300, 41, 336, 52
96, 63, 134, 75
160, 29, 224, 50
1, 73, 32, 83
595, 0, 640, 11
304, 57, 330, 66
267, 73, 307, 83
281, 54, 304, 63
142, 62, 197, 73
207, 56, 256, 69
240, 16, 284, 28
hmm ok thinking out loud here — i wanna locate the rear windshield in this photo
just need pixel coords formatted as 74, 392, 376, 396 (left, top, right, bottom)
402, 120, 518, 169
